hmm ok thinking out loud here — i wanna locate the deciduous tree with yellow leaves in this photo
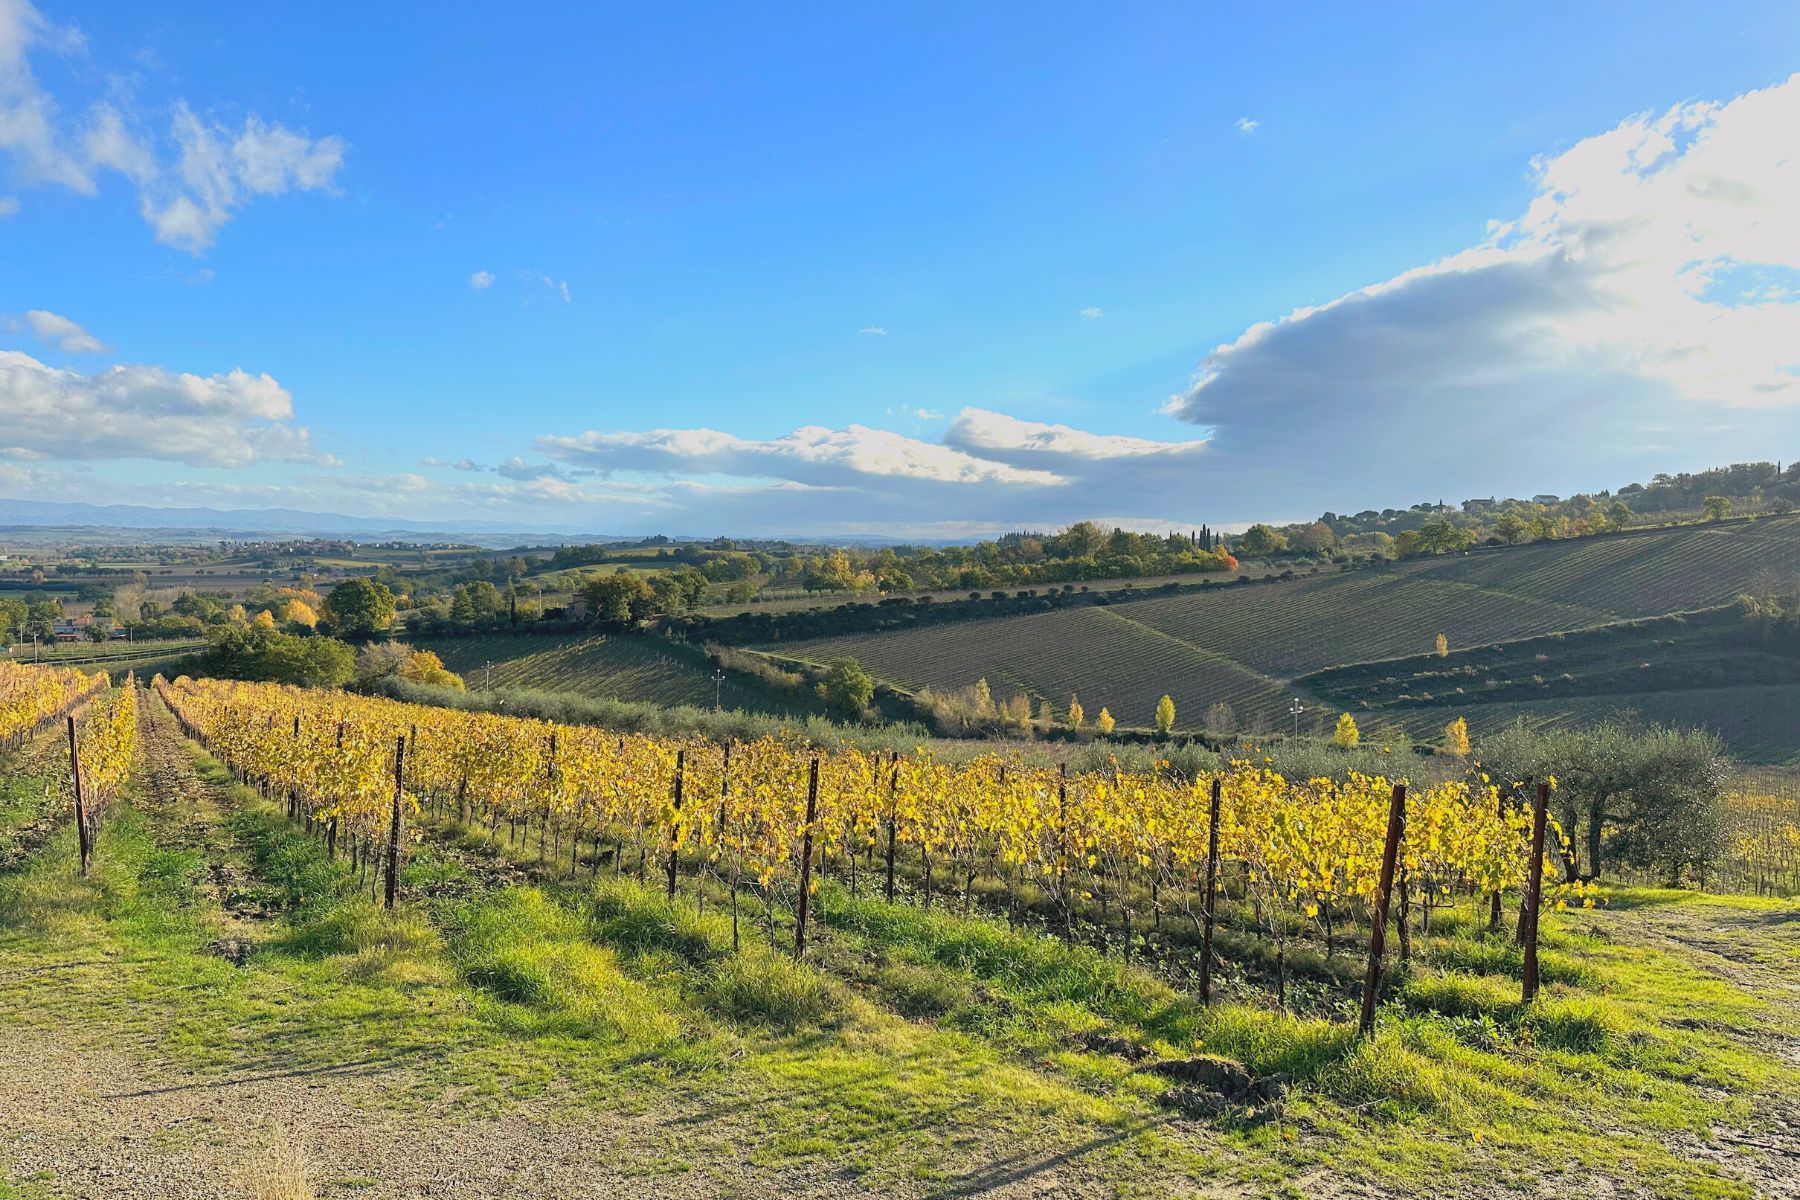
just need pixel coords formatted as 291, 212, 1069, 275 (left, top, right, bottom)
1154, 694, 1176, 737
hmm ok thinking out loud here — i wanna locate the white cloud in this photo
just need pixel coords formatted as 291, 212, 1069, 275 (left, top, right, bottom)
23, 308, 104, 353
527, 409, 1221, 533
494, 456, 566, 481
418, 456, 448, 467
0, 1, 346, 253
1079, 307, 1103, 320
540, 422, 1062, 489
1235, 117, 1260, 134
945, 409, 1206, 464
0, 195, 18, 217
469, 270, 494, 289
0, 348, 329, 467
859, 325, 888, 336
0, 0, 91, 192
1168, 73, 1800, 511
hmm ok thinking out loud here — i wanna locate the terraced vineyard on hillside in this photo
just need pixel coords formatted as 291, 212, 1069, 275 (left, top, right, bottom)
1304, 608, 1800, 761
1382, 683, 1800, 763
423, 633, 811, 715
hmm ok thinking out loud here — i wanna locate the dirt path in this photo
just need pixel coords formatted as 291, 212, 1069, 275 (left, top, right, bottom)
1583, 898, 1800, 1197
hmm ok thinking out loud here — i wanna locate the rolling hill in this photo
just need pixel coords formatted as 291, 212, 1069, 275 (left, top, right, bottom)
1301, 607, 1800, 761
761, 516, 1800, 750
421, 632, 818, 717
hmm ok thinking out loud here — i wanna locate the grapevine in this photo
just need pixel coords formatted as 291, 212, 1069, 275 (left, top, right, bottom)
156, 674, 1565, 971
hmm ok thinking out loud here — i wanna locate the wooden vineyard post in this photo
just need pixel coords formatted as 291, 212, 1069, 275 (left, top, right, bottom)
384, 735, 406, 910
1521, 781, 1550, 1002
1358, 782, 1408, 1037
1199, 777, 1222, 1004
793, 757, 820, 960
1059, 763, 1072, 948
67, 715, 90, 877
884, 755, 899, 903
667, 748, 685, 899
1489, 787, 1505, 934
290, 715, 301, 823
716, 742, 731, 843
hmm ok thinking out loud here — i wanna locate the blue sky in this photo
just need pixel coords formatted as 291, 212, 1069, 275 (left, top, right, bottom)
4, 2, 1800, 536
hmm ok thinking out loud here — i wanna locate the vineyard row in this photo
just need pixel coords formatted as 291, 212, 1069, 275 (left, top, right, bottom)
155, 674, 1584, 1010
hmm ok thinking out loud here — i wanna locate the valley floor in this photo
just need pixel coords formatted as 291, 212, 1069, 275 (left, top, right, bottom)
2, 696, 1797, 1199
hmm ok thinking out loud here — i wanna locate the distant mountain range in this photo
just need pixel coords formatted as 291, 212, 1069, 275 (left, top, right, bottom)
0, 497, 921, 548
0, 498, 612, 545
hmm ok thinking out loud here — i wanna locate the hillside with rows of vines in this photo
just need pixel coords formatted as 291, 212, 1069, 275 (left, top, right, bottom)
765, 516, 1800, 746
422, 632, 817, 716
1303, 607, 1800, 760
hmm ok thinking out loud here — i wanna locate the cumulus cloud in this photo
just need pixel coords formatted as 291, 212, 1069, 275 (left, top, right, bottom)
0, 1, 346, 253
1168, 73, 1800, 511
538, 421, 1062, 490
23, 308, 104, 352
1079, 307, 1103, 320
945, 409, 1206, 465
469, 270, 494, 289
0, 348, 329, 467
525, 409, 1219, 533
1235, 117, 1260, 134
858, 325, 888, 336
494, 456, 566, 481
0, 196, 17, 217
